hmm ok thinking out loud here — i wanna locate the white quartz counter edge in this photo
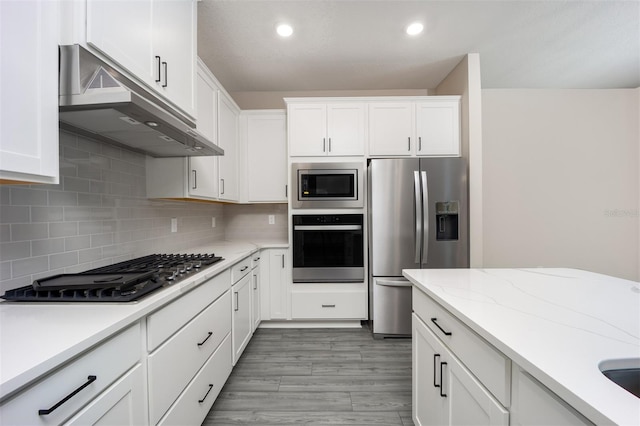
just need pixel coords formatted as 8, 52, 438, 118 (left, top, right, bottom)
0, 240, 287, 402
404, 268, 640, 426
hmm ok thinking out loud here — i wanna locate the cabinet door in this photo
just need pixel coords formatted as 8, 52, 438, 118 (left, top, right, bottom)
511, 367, 594, 426
326, 103, 366, 156
218, 93, 239, 201
268, 249, 290, 320
196, 63, 218, 143
251, 264, 262, 332
413, 314, 447, 426
0, 0, 59, 184
64, 365, 146, 426
86, 0, 153, 85
416, 101, 460, 157
368, 102, 415, 156
246, 112, 287, 202
232, 273, 253, 364
152, 0, 196, 117
289, 104, 327, 156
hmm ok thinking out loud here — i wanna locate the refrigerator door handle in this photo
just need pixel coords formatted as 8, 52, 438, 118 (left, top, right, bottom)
421, 170, 429, 265
413, 171, 422, 264
376, 279, 413, 288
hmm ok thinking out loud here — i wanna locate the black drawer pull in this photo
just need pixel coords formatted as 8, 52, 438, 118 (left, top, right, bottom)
439, 362, 448, 397
433, 354, 440, 388
321, 304, 336, 308
197, 331, 213, 347
38, 375, 97, 415
198, 384, 214, 403
431, 318, 452, 336
240, 266, 249, 272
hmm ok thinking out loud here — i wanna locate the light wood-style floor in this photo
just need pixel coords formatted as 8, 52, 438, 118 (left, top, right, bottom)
204, 326, 414, 426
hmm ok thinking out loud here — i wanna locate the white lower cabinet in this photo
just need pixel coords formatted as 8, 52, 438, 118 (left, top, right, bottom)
413, 314, 509, 426
266, 249, 291, 320
290, 288, 367, 320
147, 290, 231, 424
232, 271, 253, 364
511, 367, 594, 426
157, 334, 232, 426
251, 252, 263, 331
64, 364, 145, 426
0, 324, 142, 426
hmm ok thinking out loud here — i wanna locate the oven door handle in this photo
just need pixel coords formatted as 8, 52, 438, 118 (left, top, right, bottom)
293, 225, 362, 231
376, 279, 413, 288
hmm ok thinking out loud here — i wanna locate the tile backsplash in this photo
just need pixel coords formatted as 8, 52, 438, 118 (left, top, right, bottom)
0, 131, 233, 294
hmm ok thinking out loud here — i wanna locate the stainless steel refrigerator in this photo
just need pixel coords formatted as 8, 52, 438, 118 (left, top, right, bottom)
368, 158, 469, 338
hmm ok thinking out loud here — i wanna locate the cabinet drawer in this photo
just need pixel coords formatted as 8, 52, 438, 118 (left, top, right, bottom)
0, 324, 141, 426
251, 252, 262, 269
148, 290, 231, 425
413, 287, 511, 407
147, 269, 230, 351
232, 256, 252, 283
291, 290, 367, 319
158, 334, 232, 426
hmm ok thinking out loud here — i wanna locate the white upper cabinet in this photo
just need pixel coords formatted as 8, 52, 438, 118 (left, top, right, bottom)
242, 111, 287, 203
85, 0, 196, 118
218, 92, 240, 202
0, 0, 59, 184
369, 97, 461, 157
288, 100, 365, 157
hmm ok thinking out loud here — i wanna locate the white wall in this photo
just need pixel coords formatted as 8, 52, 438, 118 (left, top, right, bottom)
482, 89, 639, 281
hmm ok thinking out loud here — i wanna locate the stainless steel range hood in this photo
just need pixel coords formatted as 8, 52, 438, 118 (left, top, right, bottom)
58, 44, 223, 157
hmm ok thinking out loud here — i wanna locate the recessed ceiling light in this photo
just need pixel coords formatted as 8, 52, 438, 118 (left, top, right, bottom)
276, 24, 293, 37
406, 22, 424, 36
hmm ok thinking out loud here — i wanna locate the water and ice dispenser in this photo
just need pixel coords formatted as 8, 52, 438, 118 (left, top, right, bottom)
435, 201, 459, 241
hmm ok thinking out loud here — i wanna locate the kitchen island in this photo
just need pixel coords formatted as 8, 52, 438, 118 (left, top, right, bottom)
404, 268, 640, 425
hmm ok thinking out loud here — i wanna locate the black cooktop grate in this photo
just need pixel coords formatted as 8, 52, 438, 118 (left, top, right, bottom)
1, 253, 223, 303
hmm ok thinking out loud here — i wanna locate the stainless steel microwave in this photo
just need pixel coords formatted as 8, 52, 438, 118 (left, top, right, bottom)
291, 162, 364, 209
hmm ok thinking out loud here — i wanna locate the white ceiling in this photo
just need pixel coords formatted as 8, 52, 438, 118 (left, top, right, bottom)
197, 0, 640, 93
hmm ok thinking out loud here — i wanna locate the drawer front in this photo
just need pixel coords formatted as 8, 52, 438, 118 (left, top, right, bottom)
291, 291, 367, 319
158, 334, 232, 426
413, 287, 511, 407
231, 256, 252, 283
250, 251, 262, 269
148, 290, 231, 425
0, 324, 141, 426
147, 269, 230, 351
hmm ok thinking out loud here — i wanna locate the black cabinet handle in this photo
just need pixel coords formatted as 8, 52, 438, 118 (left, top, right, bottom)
38, 375, 97, 415
285, 184, 288, 198
234, 291, 239, 311
240, 266, 248, 272
197, 331, 213, 347
253, 274, 258, 290
321, 304, 336, 308
408, 137, 411, 151
220, 178, 225, 195
439, 362, 448, 397
433, 354, 440, 388
419, 136, 422, 151
198, 384, 214, 403
162, 61, 168, 87
328, 137, 332, 152
192, 170, 197, 189
155, 56, 161, 82
281, 254, 285, 268
431, 318, 452, 336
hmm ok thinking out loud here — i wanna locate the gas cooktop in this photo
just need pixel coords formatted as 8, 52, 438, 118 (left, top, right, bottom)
1, 253, 223, 303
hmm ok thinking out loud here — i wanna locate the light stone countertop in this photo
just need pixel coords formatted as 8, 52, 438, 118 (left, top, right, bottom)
0, 240, 288, 402
403, 268, 640, 425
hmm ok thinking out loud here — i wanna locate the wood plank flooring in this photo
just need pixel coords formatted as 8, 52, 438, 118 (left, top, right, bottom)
204, 326, 414, 426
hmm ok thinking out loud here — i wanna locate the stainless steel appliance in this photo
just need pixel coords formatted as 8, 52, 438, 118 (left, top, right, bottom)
292, 214, 364, 283
58, 44, 223, 157
291, 162, 364, 209
1, 254, 223, 302
368, 158, 468, 337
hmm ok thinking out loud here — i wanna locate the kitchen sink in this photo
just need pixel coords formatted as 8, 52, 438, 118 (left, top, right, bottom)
599, 359, 640, 398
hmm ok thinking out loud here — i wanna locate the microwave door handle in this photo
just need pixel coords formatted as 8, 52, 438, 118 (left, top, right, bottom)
421, 170, 429, 266
414, 171, 421, 264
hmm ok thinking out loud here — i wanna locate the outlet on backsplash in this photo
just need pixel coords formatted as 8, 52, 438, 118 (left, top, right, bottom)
268, 215, 275, 225
171, 218, 178, 233
212, 217, 216, 228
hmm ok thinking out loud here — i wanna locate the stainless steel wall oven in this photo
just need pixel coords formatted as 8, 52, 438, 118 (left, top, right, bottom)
292, 214, 364, 283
